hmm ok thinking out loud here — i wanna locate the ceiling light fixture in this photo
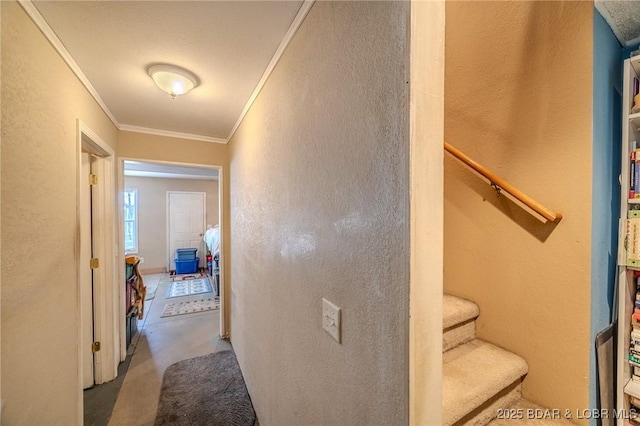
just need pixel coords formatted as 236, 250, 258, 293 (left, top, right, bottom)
147, 64, 199, 99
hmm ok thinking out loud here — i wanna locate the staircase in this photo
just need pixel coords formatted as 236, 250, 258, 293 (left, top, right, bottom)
443, 295, 571, 425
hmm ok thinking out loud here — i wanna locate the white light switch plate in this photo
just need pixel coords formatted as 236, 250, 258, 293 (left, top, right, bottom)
322, 298, 341, 343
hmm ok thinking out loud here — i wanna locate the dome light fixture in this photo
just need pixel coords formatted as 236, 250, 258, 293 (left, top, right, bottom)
147, 64, 199, 98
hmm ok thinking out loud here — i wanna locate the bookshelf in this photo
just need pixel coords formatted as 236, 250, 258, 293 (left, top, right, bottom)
617, 54, 640, 425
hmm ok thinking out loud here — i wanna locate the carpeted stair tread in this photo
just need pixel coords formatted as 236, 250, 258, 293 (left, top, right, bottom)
443, 339, 528, 426
488, 398, 573, 425
444, 295, 479, 329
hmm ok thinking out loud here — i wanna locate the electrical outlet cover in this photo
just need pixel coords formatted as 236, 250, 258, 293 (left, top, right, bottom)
322, 298, 341, 343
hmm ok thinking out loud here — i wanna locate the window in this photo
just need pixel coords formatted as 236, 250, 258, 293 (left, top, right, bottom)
124, 188, 138, 253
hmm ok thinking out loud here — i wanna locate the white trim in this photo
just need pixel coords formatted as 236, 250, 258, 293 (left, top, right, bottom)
19, 1, 119, 128
409, 2, 445, 425
119, 124, 227, 144
117, 160, 127, 362
123, 188, 139, 253
76, 121, 119, 413
217, 168, 227, 338
226, 0, 315, 142
79, 122, 115, 158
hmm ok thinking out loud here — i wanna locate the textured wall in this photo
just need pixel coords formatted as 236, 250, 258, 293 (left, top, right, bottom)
592, 8, 622, 417
124, 176, 220, 271
1, 1, 118, 423
444, 1, 593, 415
228, 2, 410, 424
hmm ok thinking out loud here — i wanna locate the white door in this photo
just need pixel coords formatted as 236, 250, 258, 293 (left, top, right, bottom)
80, 153, 95, 389
167, 192, 206, 271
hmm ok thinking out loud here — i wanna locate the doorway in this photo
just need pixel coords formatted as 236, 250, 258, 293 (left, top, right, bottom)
120, 159, 226, 338
77, 120, 119, 393
167, 191, 206, 273
80, 153, 96, 389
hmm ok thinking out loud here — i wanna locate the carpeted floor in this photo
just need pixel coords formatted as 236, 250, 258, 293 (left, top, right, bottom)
154, 350, 256, 426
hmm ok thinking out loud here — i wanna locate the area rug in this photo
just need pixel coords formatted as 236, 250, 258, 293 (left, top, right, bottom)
166, 278, 212, 299
160, 298, 220, 318
170, 269, 207, 282
154, 350, 256, 426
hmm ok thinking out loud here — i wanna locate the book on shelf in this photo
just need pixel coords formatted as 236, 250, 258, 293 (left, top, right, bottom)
634, 148, 640, 198
626, 218, 640, 267
633, 150, 637, 199
632, 151, 636, 199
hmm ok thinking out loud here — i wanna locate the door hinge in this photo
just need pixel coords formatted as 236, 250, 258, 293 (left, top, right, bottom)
89, 174, 98, 186
91, 341, 101, 353
90, 258, 99, 269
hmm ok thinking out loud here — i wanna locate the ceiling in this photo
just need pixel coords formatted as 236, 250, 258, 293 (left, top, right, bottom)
30, 1, 307, 142
596, 1, 640, 47
30, 0, 640, 145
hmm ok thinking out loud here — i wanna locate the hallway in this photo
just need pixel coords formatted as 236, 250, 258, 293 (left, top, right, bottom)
86, 273, 231, 425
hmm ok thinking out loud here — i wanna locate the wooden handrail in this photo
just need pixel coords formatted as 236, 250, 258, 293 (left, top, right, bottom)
444, 142, 563, 223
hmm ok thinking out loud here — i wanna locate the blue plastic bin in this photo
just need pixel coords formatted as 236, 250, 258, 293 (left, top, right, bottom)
176, 248, 197, 261
174, 257, 199, 274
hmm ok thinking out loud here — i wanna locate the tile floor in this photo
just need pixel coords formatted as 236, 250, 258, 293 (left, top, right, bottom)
84, 272, 230, 426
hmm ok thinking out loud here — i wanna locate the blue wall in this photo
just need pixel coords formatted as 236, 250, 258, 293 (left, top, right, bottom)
592, 8, 622, 419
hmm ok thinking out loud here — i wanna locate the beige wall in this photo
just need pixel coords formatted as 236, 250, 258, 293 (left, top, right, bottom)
124, 176, 220, 271
1, 1, 118, 423
228, 2, 410, 424
444, 1, 592, 414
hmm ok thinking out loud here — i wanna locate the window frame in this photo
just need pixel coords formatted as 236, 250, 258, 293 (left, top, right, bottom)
123, 188, 138, 254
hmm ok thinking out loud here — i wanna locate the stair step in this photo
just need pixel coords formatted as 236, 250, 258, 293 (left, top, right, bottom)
443, 295, 479, 329
488, 399, 573, 425
443, 295, 479, 351
443, 339, 528, 426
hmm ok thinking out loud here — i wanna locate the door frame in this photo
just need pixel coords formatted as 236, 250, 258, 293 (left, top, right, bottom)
166, 191, 207, 272
76, 120, 119, 393
118, 158, 228, 341
80, 153, 94, 389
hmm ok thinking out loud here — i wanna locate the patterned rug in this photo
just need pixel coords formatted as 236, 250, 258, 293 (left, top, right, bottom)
170, 269, 207, 282
160, 298, 220, 318
166, 278, 212, 299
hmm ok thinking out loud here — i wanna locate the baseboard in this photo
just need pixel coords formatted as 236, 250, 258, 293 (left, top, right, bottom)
139, 267, 166, 275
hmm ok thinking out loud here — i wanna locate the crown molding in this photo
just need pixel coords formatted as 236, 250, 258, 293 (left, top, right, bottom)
18, 0, 120, 128
119, 124, 227, 144
226, 0, 315, 142
20, 0, 314, 144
